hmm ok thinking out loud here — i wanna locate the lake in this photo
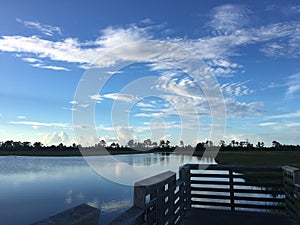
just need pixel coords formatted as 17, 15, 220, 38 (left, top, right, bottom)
0, 153, 210, 225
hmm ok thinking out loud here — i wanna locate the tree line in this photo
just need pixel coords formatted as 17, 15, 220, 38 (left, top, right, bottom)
0, 139, 299, 152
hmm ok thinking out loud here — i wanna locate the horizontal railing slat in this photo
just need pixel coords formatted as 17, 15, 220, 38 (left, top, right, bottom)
191, 180, 283, 187
189, 164, 283, 172
191, 193, 284, 203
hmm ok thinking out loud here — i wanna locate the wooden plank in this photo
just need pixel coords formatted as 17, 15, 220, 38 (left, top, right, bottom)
192, 193, 284, 203
233, 188, 284, 195
234, 195, 285, 203
191, 173, 283, 182
191, 186, 230, 193
191, 173, 230, 178
192, 193, 231, 200
191, 180, 283, 187
234, 203, 285, 210
188, 164, 283, 172
191, 200, 231, 208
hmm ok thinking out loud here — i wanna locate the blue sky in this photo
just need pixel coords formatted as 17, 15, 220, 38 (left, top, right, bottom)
0, 0, 299, 146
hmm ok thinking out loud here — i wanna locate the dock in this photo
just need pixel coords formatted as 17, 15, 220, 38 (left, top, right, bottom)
109, 164, 300, 225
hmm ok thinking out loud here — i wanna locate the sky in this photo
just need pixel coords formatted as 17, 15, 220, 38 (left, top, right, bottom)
0, 0, 299, 147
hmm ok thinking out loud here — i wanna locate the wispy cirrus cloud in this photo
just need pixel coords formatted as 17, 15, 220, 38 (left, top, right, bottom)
9, 121, 69, 129
16, 18, 62, 36
88, 93, 140, 103
32, 63, 70, 71
221, 81, 254, 96
207, 4, 252, 35
286, 72, 300, 97
268, 110, 300, 119
0, 19, 299, 72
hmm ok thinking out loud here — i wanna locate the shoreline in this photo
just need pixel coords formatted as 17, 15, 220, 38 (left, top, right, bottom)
1, 149, 300, 168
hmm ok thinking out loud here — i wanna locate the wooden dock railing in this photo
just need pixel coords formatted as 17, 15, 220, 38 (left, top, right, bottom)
189, 164, 285, 212
109, 165, 191, 225
109, 164, 300, 225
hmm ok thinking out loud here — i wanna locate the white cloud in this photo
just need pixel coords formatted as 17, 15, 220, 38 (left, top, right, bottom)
103, 93, 140, 103
89, 94, 103, 101
9, 120, 69, 129
221, 81, 254, 96
286, 72, 300, 97
89, 93, 140, 103
70, 100, 78, 105
42, 131, 71, 146
134, 112, 165, 118
22, 57, 42, 63
115, 126, 137, 144
225, 99, 264, 118
17, 115, 26, 119
32, 63, 70, 71
0, 20, 299, 73
16, 18, 62, 36
135, 102, 155, 108
259, 122, 277, 127
63, 107, 77, 111
207, 4, 251, 35
269, 110, 300, 119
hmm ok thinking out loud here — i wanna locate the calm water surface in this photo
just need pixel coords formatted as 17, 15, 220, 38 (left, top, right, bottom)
0, 153, 211, 225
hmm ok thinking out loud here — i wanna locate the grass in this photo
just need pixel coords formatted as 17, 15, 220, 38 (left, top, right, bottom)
214, 150, 300, 168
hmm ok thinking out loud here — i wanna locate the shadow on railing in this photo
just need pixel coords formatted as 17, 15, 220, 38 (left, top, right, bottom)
109, 164, 300, 225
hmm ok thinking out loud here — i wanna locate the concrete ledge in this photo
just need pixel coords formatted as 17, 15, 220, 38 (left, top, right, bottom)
31, 204, 100, 225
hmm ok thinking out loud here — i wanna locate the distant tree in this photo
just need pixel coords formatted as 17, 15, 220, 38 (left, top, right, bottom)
110, 142, 116, 148
166, 140, 170, 148
195, 142, 205, 151
205, 140, 213, 147
179, 141, 184, 147
231, 140, 236, 147
3, 140, 13, 148
127, 140, 134, 148
143, 139, 152, 148
152, 142, 158, 148
159, 140, 165, 148
261, 142, 264, 148
58, 143, 64, 148
272, 140, 281, 148
256, 141, 261, 148
99, 140, 106, 147
219, 140, 225, 147
13, 141, 22, 149
115, 143, 120, 148
72, 143, 77, 148
23, 141, 31, 148
33, 142, 42, 148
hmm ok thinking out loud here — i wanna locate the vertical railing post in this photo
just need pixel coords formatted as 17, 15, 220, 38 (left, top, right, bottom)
283, 166, 300, 223
229, 169, 235, 211
134, 171, 176, 225
179, 164, 191, 211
